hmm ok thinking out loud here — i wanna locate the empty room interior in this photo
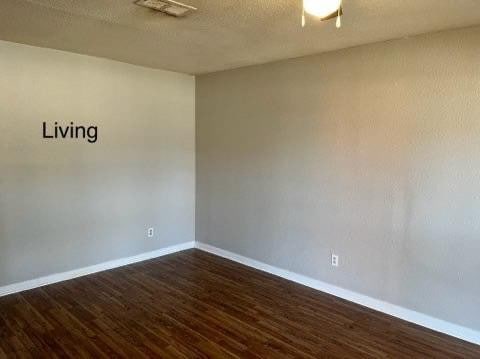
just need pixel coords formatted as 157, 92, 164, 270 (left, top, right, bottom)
1, 0, 480, 357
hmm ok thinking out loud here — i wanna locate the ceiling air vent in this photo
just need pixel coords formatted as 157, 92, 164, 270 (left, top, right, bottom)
135, 0, 197, 17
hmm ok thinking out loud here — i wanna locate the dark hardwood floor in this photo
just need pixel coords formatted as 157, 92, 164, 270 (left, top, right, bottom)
0, 249, 479, 358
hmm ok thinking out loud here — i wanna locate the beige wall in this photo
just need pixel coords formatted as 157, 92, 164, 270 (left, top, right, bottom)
196, 26, 480, 330
0, 40, 195, 286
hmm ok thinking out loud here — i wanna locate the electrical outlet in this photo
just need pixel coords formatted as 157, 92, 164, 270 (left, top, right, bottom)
147, 227, 154, 238
331, 254, 339, 267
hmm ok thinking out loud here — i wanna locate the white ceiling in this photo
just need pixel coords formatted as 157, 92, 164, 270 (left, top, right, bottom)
1, 0, 480, 74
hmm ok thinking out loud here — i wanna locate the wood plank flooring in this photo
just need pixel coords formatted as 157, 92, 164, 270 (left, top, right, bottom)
0, 249, 479, 358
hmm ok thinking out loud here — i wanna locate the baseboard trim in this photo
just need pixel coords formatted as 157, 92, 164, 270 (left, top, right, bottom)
195, 242, 480, 346
0, 241, 195, 298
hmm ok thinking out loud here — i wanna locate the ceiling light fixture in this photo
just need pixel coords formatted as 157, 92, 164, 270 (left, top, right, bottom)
302, 0, 343, 28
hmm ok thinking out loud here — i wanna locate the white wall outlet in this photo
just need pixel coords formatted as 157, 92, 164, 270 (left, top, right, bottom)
331, 254, 339, 267
147, 227, 154, 238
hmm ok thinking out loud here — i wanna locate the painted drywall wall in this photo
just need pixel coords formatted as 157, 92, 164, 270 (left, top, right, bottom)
0, 40, 195, 287
196, 26, 480, 331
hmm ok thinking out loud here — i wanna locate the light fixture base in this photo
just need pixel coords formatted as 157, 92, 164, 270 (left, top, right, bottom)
318, 7, 343, 21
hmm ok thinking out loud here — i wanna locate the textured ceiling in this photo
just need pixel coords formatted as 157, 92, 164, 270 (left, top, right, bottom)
1, 0, 480, 74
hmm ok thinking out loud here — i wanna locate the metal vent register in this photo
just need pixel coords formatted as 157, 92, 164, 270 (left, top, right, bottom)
135, 0, 197, 17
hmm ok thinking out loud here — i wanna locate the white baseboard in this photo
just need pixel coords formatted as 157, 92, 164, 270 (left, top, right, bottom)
2, 240, 478, 346
0, 241, 195, 297
195, 242, 480, 346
